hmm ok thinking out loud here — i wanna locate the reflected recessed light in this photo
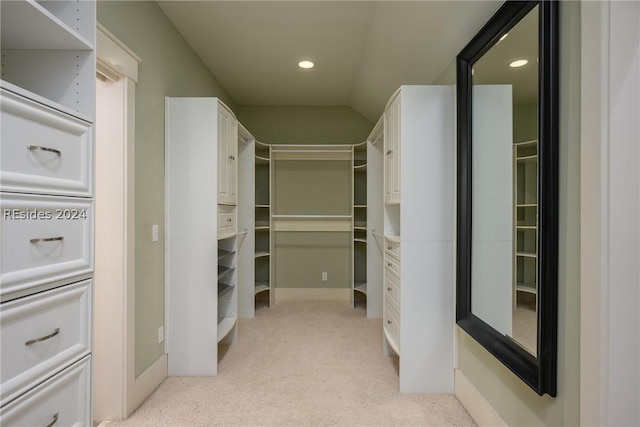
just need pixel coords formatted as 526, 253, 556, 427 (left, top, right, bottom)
298, 60, 315, 69
509, 59, 528, 68
499, 33, 508, 42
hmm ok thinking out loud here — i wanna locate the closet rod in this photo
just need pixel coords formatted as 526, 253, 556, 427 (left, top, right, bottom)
272, 214, 352, 219
271, 149, 352, 154
236, 228, 250, 236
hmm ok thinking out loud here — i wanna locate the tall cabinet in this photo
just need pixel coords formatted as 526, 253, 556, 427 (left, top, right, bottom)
372, 86, 455, 393
0, 1, 96, 424
166, 97, 252, 375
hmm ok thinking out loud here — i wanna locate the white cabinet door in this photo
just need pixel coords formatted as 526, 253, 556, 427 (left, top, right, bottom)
217, 105, 237, 205
384, 94, 401, 204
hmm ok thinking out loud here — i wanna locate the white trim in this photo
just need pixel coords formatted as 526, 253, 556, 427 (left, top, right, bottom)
96, 22, 141, 82
132, 354, 167, 411
275, 288, 351, 302
454, 369, 507, 427
94, 24, 144, 423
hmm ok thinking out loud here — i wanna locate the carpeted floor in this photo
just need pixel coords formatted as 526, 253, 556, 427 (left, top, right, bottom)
103, 301, 475, 427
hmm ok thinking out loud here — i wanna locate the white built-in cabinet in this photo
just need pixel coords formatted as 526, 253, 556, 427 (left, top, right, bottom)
218, 106, 238, 205
370, 86, 455, 393
0, 1, 96, 424
166, 97, 254, 375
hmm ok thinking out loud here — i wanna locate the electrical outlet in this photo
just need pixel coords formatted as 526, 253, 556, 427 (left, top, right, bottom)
322, 272, 328, 282
158, 326, 164, 344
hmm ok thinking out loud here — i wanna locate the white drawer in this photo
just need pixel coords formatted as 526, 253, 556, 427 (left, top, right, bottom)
0, 280, 91, 405
383, 305, 400, 354
384, 273, 400, 311
384, 253, 400, 278
1, 89, 93, 197
218, 205, 236, 240
385, 240, 400, 259
0, 356, 91, 427
1, 194, 94, 301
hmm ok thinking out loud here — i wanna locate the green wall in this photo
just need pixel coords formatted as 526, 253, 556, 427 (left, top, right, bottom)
236, 105, 373, 144
443, 2, 581, 425
97, 1, 235, 377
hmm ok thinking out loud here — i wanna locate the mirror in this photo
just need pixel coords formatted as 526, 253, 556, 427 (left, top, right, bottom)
456, 0, 558, 396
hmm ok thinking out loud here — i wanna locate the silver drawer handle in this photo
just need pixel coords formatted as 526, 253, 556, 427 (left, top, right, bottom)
386, 149, 392, 155
387, 262, 392, 267
227, 218, 232, 223
387, 320, 392, 325
45, 413, 59, 427
387, 246, 392, 250
387, 287, 392, 291
25, 328, 60, 346
228, 155, 235, 160
30, 236, 64, 244
27, 145, 61, 157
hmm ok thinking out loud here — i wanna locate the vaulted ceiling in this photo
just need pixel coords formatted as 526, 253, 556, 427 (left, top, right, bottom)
158, 1, 503, 122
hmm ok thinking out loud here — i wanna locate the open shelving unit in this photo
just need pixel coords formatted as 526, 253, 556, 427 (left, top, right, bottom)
217, 235, 238, 341
513, 139, 538, 308
353, 141, 367, 305
255, 141, 272, 307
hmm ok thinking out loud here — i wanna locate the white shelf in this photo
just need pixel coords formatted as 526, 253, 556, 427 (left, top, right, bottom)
354, 226, 367, 231
514, 139, 538, 146
0, 80, 93, 123
255, 204, 270, 208
517, 154, 538, 162
1, 0, 94, 50
516, 251, 537, 258
255, 282, 270, 295
255, 154, 270, 165
354, 282, 367, 294
354, 204, 367, 208
385, 235, 401, 243
255, 251, 270, 258
517, 203, 538, 208
354, 162, 367, 171
516, 226, 537, 230
354, 238, 367, 244
516, 282, 537, 294
217, 317, 237, 343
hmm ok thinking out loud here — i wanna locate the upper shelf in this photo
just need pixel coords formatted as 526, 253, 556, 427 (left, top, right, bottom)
1, 0, 94, 50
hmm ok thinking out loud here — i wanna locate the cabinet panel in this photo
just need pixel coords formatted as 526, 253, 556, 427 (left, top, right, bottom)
218, 205, 236, 240
0, 356, 91, 427
383, 304, 400, 353
1, 194, 93, 300
0, 280, 91, 405
217, 105, 237, 205
1, 89, 93, 197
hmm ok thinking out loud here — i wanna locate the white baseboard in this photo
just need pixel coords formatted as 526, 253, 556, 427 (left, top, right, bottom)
454, 369, 507, 427
130, 353, 167, 416
275, 287, 351, 301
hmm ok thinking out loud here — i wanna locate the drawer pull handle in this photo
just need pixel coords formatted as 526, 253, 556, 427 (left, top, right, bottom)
228, 155, 235, 160
387, 320, 392, 325
227, 218, 232, 223
387, 287, 392, 291
27, 145, 61, 157
47, 412, 58, 427
45, 413, 59, 427
387, 262, 392, 267
386, 149, 393, 156
30, 236, 64, 244
387, 246, 392, 250
25, 328, 60, 346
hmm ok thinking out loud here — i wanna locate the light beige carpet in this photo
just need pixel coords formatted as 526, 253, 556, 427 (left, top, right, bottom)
104, 301, 475, 427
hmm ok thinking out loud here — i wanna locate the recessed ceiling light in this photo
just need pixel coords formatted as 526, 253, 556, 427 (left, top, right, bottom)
298, 60, 315, 69
499, 33, 508, 42
509, 59, 528, 68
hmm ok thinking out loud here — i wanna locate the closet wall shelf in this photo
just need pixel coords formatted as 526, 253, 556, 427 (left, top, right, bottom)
516, 282, 537, 294
354, 282, 367, 294
516, 251, 537, 258
272, 214, 351, 219
217, 283, 234, 298
254, 283, 269, 295
255, 251, 270, 258
217, 317, 237, 342
218, 266, 234, 280
1, 0, 94, 50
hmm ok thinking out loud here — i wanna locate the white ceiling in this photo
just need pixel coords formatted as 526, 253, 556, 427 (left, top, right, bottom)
158, 1, 504, 122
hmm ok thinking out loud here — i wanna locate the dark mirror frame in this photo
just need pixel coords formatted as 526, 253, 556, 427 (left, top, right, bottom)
456, 0, 558, 396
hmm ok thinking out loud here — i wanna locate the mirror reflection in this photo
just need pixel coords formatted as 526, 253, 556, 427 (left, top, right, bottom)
470, 5, 539, 356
